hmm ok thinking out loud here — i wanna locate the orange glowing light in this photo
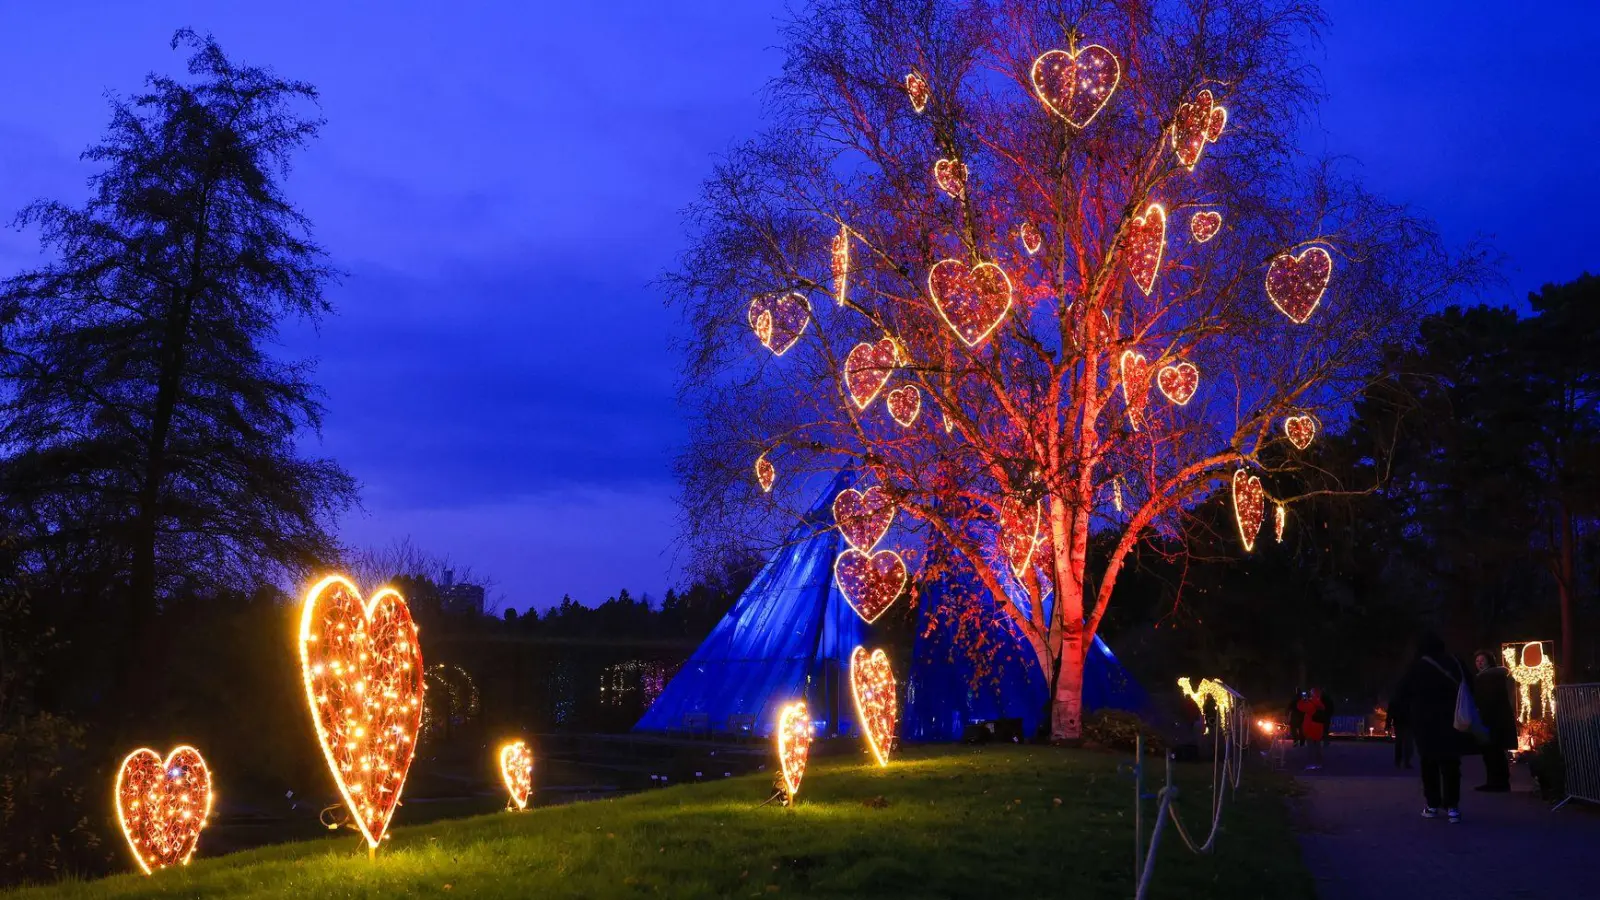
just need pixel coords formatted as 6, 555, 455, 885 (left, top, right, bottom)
1232, 470, 1265, 552
775, 701, 814, 801
499, 740, 534, 811
834, 547, 908, 623
886, 384, 923, 427
1120, 350, 1151, 430
1172, 90, 1227, 170
1190, 210, 1222, 243
1156, 361, 1199, 406
748, 292, 811, 355
755, 452, 776, 493
299, 575, 425, 851
929, 258, 1014, 347
998, 496, 1043, 579
832, 225, 851, 306
1113, 478, 1124, 513
845, 338, 899, 408
1125, 203, 1167, 295
850, 646, 897, 767
1274, 503, 1287, 544
115, 745, 213, 875
1030, 44, 1121, 128
833, 485, 896, 553
1020, 222, 1043, 255
1284, 415, 1317, 450
905, 71, 930, 113
933, 158, 967, 198
1266, 246, 1333, 324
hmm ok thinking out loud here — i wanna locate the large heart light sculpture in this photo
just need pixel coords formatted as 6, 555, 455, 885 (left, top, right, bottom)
115, 745, 213, 875
886, 384, 923, 427
1120, 350, 1151, 430
929, 259, 1014, 347
998, 496, 1042, 579
1284, 415, 1317, 450
775, 701, 814, 801
933, 158, 967, 198
905, 71, 930, 113
845, 338, 899, 408
1030, 45, 1121, 128
299, 575, 425, 850
835, 548, 907, 623
1125, 203, 1167, 295
748, 292, 811, 355
1190, 211, 1222, 243
1157, 361, 1199, 406
1266, 246, 1333, 324
833, 485, 895, 552
832, 226, 851, 306
1232, 470, 1265, 552
850, 646, 897, 767
1020, 222, 1043, 255
1172, 90, 1227, 170
754, 452, 776, 493
499, 740, 534, 811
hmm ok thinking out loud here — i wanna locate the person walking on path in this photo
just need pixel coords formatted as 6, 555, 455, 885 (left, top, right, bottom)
1473, 649, 1518, 792
1389, 698, 1414, 769
1392, 633, 1472, 823
1298, 688, 1328, 770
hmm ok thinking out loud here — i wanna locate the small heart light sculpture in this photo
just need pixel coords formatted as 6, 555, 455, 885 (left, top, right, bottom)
833, 485, 895, 552
1157, 361, 1199, 406
1284, 415, 1317, 450
835, 547, 908, 623
832, 225, 851, 306
998, 496, 1042, 579
886, 384, 922, 427
929, 259, 1014, 347
1266, 246, 1333, 324
905, 71, 930, 113
748, 292, 810, 356
1232, 470, 1265, 552
1120, 350, 1151, 430
850, 647, 897, 767
1274, 503, 1287, 544
115, 745, 213, 875
775, 701, 814, 801
1020, 222, 1043, 255
1030, 44, 1121, 128
499, 740, 534, 811
845, 338, 899, 408
933, 158, 967, 198
1125, 203, 1167, 295
299, 575, 425, 850
754, 452, 776, 492
1172, 90, 1227, 170
1190, 211, 1222, 243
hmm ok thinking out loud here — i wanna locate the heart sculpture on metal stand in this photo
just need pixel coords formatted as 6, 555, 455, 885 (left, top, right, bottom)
115, 746, 213, 875
499, 740, 534, 811
850, 646, 898, 767
775, 701, 814, 803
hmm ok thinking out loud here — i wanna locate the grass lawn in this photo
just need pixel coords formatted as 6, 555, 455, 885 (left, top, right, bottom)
10, 744, 1313, 899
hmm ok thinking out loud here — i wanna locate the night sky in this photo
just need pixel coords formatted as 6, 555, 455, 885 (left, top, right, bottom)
0, 1, 1594, 612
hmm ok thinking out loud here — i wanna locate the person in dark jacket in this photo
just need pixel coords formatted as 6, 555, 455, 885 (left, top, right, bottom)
1473, 649, 1518, 791
1391, 633, 1472, 823
1389, 697, 1414, 769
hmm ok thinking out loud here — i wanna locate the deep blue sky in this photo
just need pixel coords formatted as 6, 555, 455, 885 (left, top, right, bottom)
0, 2, 1594, 612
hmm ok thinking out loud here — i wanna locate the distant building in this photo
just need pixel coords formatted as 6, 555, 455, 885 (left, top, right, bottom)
440, 568, 487, 616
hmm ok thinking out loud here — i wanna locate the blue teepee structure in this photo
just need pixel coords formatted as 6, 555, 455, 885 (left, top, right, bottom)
634, 469, 867, 739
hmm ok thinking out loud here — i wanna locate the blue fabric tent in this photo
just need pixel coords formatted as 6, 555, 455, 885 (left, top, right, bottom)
634, 469, 867, 738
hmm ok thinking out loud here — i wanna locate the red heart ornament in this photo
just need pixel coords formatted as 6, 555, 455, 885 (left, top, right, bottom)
1266, 246, 1333, 324
1207, 104, 1228, 142
748, 292, 810, 355
1274, 503, 1287, 544
850, 646, 897, 767
905, 71, 930, 114
845, 338, 899, 408
832, 226, 851, 306
933, 158, 967, 198
1030, 44, 1121, 128
1125, 203, 1167, 295
115, 746, 213, 874
1172, 90, 1227, 170
835, 547, 907, 623
1120, 350, 1151, 429
886, 384, 922, 427
775, 701, 813, 800
299, 575, 425, 850
929, 259, 1014, 347
1020, 222, 1043, 255
1157, 361, 1199, 406
754, 452, 776, 492
1232, 470, 1265, 552
499, 740, 534, 810
1190, 211, 1222, 243
998, 496, 1043, 579
1284, 415, 1317, 450
833, 485, 896, 552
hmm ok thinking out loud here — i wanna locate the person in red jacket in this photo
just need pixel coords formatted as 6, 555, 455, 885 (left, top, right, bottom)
1298, 688, 1328, 770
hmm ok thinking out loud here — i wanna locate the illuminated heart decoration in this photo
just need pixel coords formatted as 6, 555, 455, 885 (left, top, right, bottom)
850, 647, 897, 766
1120, 350, 1151, 429
845, 338, 899, 408
1030, 45, 1121, 128
905, 71, 930, 114
299, 575, 425, 849
998, 497, 1042, 579
1232, 470, 1265, 552
1266, 246, 1333, 324
115, 746, 213, 874
499, 740, 534, 810
1157, 361, 1199, 406
832, 225, 851, 306
833, 485, 895, 552
929, 259, 1014, 347
1125, 203, 1166, 295
748, 292, 810, 355
775, 701, 813, 799
1284, 415, 1317, 450
933, 158, 967, 198
1020, 222, 1043, 255
1172, 90, 1227, 170
754, 452, 776, 492
1190, 211, 1222, 243
835, 548, 908, 623
1274, 503, 1287, 544
886, 384, 922, 427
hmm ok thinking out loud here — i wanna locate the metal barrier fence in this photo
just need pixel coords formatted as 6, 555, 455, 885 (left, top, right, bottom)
1554, 683, 1600, 809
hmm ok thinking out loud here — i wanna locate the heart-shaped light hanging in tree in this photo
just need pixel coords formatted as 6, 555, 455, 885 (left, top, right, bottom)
833, 485, 895, 553
1274, 503, 1287, 544
1266, 246, 1333, 324
998, 496, 1043, 579
845, 338, 900, 408
1284, 415, 1317, 450
1125, 203, 1167, 295
115, 746, 213, 875
1020, 222, 1043, 255
886, 384, 922, 427
1172, 89, 1227, 170
850, 646, 897, 767
1120, 350, 1151, 430
499, 740, 534, 811
905, 71, 930, 113
775, 701, 813, 804
832, 225, 851, 306
835, 547, 908, 623
1157, 361, 1199, 406
754, 452, 776, 493
1190, 211, 1222, 243
933, 158, 967, 199
1232, 470, 1265, 552
299, 575, 425, 851
1030, 44, 1121, 128
748, 292, 811, 355
929, 259, 1014, 347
